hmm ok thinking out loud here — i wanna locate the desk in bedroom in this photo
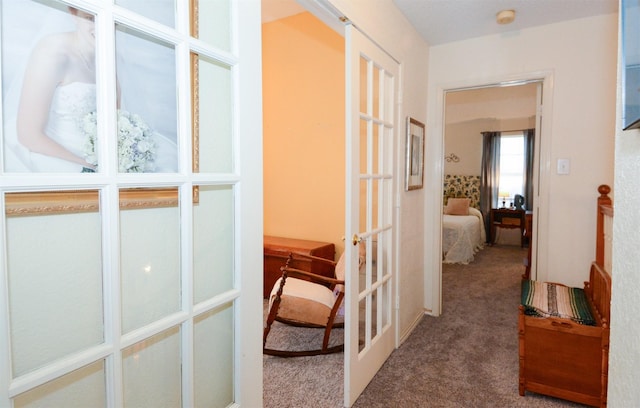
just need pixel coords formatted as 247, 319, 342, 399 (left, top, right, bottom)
490, 208, 526, 247
263, 236, 335, 298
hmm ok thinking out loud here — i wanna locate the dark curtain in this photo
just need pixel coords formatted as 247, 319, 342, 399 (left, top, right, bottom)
523, 128, 535, 210
480, 131, 501, 241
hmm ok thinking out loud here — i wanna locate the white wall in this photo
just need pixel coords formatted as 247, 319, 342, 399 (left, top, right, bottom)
608, 1, 640, 403
426, 14, 617, 313
444, 84, 537, 177
326, 0, 430, 338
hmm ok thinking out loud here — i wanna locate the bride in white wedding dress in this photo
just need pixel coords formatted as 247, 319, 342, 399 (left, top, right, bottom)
29, 82, 97, 173
5, 6, 97, 172
3, 2, 177, 173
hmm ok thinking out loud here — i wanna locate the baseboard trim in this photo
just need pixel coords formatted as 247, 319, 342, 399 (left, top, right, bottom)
399, 311, 424, 345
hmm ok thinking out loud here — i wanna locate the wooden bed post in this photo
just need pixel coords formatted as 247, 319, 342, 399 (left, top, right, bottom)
595, 184, 612, 267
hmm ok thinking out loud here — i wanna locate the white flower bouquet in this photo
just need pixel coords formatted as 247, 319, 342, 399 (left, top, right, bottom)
83, 110, 157, 172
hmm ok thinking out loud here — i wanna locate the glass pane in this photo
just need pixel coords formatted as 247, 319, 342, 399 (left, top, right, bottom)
372, 123, 379, 175
382, 280, 390, 328
120, 193, 180, 333
359, 55, 368, 114
116, 25, 178, 173
359, 118, 368, 174
370, 236, 378, 286
116, 0, 176, 28
194, 54, 233, 173
6, 194, 103, 377
372, 179, 379, 230
384, 72, 394, 121
359, 179, 367, 234
382, 126, 393, 174
194, 303, 234, 407
358, 296, 368, 353
371, 289, 378, 339
372, 65, 380, 119
13, 361, 106, 408
2, 2, 97, 173
122, 327, 181, 408
193, 185, 234, 304
191, 0, 231, 52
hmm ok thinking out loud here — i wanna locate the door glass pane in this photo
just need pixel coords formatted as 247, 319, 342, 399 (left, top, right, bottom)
359, 56, 368, 114
382, 126, 392, 173
383, 72, 394, 121
372, 179, 379, 230
6, 193, 103, 377
193, 53, 233, 173
13, 361, 106, 408
372, 123, 379, 174
1, 1, 97, 173
372, 65, 380, 119
371, 289, 378, 339
116, 0, 175, 28
382, 278, 390, 328
191, 0, 231, 52
116, 25, 178, 173
193, 185, 234, 304
122, 327, 181, 407
359, 118, 368, 174
359, 179, 367, 234
120, 191, 180, 333
370, 235, 378, 286
358, 297, 366, 353
194, 303, 234, 407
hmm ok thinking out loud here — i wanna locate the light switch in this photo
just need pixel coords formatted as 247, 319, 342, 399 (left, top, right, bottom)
557, 158, 570, 175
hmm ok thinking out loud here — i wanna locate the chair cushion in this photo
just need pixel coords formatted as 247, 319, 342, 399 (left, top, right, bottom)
334, 243, 366, 281
270, 277, 336, 326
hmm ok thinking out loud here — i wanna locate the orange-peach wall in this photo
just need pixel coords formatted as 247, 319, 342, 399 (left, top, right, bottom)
262, 12, 345, 258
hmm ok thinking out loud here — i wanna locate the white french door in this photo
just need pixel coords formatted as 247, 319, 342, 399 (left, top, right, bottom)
0, 0, 262, 407
344, 24, 399, 407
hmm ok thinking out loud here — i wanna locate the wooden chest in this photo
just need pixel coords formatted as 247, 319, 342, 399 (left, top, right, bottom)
263, 236, 335, 298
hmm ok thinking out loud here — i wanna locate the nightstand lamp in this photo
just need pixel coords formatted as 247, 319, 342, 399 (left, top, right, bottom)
498, 191, 510, 208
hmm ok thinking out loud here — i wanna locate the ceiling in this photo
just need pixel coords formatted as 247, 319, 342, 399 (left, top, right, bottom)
262, 0, 618, 46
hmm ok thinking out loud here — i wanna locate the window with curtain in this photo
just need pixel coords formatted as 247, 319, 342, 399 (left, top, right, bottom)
497, 132, 525, 207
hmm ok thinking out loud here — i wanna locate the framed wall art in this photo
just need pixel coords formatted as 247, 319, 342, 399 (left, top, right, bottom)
405, 117, 425, 191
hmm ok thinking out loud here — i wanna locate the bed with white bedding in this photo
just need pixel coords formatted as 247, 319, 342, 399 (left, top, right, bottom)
442, 206, 486, 264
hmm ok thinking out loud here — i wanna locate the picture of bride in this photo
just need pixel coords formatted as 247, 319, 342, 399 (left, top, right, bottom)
1, 0, 178, 173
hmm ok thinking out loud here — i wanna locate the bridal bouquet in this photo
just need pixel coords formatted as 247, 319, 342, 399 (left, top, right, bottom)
82, 110, 157, 172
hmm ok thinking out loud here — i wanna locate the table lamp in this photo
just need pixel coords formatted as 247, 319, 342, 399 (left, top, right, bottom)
498, 191, 510, 208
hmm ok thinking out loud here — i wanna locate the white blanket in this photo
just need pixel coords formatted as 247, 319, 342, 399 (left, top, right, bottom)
442, 207, 486, 264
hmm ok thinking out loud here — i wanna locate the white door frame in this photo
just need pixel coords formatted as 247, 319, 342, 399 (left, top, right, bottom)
429, 71, 553, 316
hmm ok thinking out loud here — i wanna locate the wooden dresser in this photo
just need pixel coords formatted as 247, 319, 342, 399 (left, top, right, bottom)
263, 236, 335, 298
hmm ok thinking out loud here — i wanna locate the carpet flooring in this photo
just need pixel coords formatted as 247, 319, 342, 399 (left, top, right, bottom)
263, 245, 587, 407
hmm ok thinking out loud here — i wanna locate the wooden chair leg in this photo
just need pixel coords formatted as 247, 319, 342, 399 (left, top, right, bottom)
322, 292, 344, 352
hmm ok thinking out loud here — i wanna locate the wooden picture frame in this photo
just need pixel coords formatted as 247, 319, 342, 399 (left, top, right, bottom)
405, 117, 425, 191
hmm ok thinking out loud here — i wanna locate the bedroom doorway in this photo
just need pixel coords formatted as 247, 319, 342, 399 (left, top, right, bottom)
262, 3, 400, 407
442, 79, 544, 279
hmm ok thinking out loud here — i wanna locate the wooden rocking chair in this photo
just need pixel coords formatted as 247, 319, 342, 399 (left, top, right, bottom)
263, 249, 363, 357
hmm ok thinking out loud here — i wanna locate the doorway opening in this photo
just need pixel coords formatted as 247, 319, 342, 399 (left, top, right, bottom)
440, 79, 545, 301
262, 9, 346, 408
262, 6, 400, 407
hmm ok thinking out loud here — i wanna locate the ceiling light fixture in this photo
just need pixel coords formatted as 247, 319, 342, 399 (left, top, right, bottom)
496, 9, 515, 25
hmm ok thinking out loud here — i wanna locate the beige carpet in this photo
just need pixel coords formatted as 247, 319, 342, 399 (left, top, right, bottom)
263, 245, 586, 407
